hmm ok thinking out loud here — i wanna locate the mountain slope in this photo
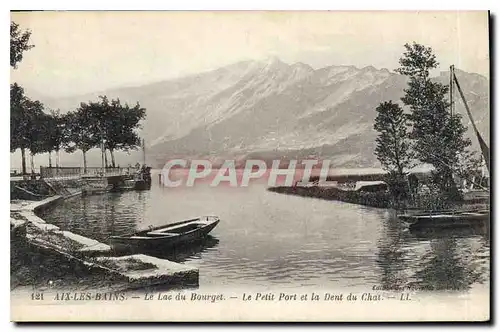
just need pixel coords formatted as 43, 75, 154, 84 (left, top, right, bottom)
44, 58, 490, 168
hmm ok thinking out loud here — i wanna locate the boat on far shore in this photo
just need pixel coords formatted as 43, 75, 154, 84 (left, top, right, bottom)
398, 208, 489, 229
118, 165, 152, 191
109, 216, 220, 252
120, 139, 152, 191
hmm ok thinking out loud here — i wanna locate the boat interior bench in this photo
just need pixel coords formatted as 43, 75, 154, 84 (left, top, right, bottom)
146, 231, 178, 236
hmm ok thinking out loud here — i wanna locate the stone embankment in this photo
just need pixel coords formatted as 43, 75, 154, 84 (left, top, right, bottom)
268, 185, 391, 208
11, 184, 199, 290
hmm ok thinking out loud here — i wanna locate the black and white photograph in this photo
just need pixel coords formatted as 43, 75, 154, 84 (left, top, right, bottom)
9, 10, 490, 322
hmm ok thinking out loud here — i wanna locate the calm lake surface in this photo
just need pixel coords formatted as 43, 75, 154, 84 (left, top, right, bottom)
40, 175, 490, 292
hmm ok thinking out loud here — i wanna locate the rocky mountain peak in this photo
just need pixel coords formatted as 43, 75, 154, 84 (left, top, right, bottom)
41, 58, 489, 168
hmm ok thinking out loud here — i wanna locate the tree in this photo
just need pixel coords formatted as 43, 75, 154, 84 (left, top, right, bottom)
11, 20, 34, 173
10, 83, 28, 174
396, 42, 472, 202
82, 96, 146, 168
11, 21, 34, 68
44, 110, 68, 168
65, 109, 100, 173
11, 82, 70, 174
374, 101, 413, 203
11, 84, 47, 175
22, 99, 46, 175
106, 100, 146, 167
63, 96, 147, 171
374, 101, 413, 175
76, 96, 114, 169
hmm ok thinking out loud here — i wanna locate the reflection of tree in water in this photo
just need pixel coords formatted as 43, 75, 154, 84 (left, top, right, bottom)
479, 221, 490, 247
99, 193, 110, 237
42, 193, 140, 243
411, 221, 490, 243
376, 210, 489, 292
93, 193, 139, 241
376, 212, 409, 290
410, 236, 483, 291
409, 221, 490, 291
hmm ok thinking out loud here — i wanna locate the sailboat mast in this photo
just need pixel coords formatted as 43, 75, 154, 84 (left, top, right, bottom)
452, 71, 490, 174
449, 65, 454, 116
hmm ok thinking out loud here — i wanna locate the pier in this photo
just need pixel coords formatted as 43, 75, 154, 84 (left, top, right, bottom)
11, 166, 143, 199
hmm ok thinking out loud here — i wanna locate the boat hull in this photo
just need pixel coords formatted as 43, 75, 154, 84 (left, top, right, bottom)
109, 217, 219, 252
114, 176, 151, 192
133, 179, 151, 191
398, 210, 490, 229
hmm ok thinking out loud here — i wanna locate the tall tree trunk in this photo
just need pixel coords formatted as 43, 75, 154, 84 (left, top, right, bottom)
436, 168, 461, 204
30, 152, 35, 175
21, 147, 27, 175
48, 151, 52, 168
104, 149, 108, 168
444, 170, 461, 202
110, 148, 116, 168
82, 150, 87, 174
56, 149, 60, 168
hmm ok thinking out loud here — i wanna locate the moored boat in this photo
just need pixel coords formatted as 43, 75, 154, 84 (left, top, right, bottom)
109, 216, 220, 252
81, 177, 113, 195
398, 209, 490, 229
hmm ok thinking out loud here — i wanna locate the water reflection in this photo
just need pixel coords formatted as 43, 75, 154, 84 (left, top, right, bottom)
118, 236, 220, 263
410, 221, 490, 242
40, 192, 142, 243
410, 237, 483, 291
376, 213, 409, 290
377, 213, 490, 291
40, 184, 489, 291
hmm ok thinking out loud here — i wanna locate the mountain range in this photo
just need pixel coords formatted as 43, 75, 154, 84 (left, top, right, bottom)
37, 57, 489, 169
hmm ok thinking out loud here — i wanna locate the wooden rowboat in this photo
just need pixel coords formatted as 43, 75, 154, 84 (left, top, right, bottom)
109, 216, 220, 251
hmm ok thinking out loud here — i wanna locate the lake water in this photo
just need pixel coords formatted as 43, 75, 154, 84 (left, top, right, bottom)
39, 177, 490, 293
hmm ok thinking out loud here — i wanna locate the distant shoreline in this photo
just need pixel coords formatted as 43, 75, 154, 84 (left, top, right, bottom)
267, 185, 391, 209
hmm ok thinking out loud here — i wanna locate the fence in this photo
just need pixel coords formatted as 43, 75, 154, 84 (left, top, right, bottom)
10, 168, 26, 178
40, 166, 134, 179
11, 168, 41, 180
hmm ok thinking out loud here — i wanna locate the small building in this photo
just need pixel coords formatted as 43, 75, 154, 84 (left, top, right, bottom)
355, 181, 388, 193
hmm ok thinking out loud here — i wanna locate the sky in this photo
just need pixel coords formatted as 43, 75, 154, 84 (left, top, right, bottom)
11, 11, 489, 98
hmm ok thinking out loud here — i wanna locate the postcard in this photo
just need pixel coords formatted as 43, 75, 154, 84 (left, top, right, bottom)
10, 10, 490, 322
